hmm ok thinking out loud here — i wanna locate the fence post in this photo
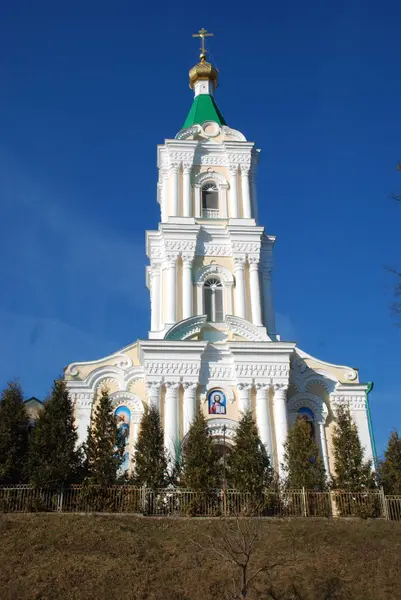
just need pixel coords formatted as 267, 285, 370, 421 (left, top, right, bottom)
141, 485, 146, 514
302, 487, 308, 517
57, 487, 64, 512
381, 486, 389, 520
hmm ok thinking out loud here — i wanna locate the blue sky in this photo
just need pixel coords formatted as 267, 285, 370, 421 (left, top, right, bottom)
1, 0, 400, 456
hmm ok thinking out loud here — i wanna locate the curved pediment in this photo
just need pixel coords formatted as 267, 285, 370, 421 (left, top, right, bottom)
164, 315, 207, 341
225, 315, 270, 342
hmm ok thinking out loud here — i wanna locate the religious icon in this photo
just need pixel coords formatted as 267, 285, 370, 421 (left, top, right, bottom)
208, 390, 226, 415
115, 406, 130, 471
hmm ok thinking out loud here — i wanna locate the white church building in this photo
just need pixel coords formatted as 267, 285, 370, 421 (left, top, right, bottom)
65, 34, 375, 476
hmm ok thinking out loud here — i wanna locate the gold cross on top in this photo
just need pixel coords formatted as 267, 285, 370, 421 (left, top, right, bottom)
192, 28, 213, 59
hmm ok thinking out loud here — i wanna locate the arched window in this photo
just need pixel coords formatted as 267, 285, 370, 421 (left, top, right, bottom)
202, 183, 219, 218
204, 277, 224, 322
297, 406, 315, 437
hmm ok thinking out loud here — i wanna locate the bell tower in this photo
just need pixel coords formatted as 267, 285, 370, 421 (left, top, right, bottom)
146, 30, 277, 342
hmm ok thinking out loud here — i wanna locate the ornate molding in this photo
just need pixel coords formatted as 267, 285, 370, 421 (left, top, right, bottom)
145, 361, 200, 377
221, 126, 247, 141
164, 240, 196, 253
331, 394, 366, 411
199, 155, 228, 166
232, 242, 261, 254
71, 392, 93, 409
110, 391, 144, 413
227, 153, 252, 166
195, 263, 234, 284
201, 365, 236, 381
175, 125, 202, 140
183, 381, 198, 392
168, 151, 194, 163
195, 170, 229, 188
164, 315, 207, 341
287, 392, 328, 420
225, 315, 269, 342
165, 381, 181, 391
236, 362, 288, 377
197, 242, 232, 257
274, 383, 289, 393
207, 418, 238, 443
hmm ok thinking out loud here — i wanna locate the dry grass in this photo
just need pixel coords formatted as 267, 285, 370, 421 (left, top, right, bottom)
0, 515, 400, 599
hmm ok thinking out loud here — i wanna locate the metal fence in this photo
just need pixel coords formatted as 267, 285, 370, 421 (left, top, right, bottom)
0, 485, 399, 520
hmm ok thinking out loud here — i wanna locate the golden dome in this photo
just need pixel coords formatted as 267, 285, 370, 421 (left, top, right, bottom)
189, 57, 219, 90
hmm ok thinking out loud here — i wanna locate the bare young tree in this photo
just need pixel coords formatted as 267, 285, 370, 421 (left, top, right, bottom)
192, 517, 294, 600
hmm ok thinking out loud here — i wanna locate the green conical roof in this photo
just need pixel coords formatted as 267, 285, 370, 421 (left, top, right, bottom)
183, 94, 226, 129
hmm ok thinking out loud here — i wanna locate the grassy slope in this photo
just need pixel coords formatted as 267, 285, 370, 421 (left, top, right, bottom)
0, 515, 400, 600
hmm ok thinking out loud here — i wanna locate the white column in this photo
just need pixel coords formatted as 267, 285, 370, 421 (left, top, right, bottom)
240, 166, 252, 218
182, 163, 192, 217
182, 257, 193, 319
248, 258, 263, 326
220, 183, 228, 218
146, 381, 161, 412
170, 163, 180, 217
224, 282, 233, 316
273, 384, 289, 476
237, 383, 251, 413
250, 165, 259, 223
194, 184, 201, 217
196, 283, 204, 315
255, 384, 273, 458
150, 265, 161, 332
183, 382, 197, 435
164, 381, 180, 461
229, 165, 239, 218
161, 171, 169, 223
132, 418, 140, 451
75, 394, 93, 447
318, 419, 330, 476
262, 269, 276, 335
165, 256, 177, 325
234, 257, 246, 319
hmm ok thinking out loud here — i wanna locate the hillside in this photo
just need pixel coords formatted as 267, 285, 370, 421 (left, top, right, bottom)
1, 515, 400, 599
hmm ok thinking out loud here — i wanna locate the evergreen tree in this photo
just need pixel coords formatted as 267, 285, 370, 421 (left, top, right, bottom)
283, 416, 326, 490
331, 404, 374, 491
133, 406, 167, 489
85, 387, 123, 487
380, 430, 401, 494
28, 379, 80, 488
227, 410, 274, 495
0, 381, 29, 484
181, 411, 221, 492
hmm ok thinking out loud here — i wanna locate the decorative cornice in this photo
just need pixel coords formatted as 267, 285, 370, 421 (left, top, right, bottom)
71, 392, 93, 409
201, 365, 236, 381
236, 362, 288, 377
232, 242, 261, 254
197, 242, 232, 257
225, 315, 270, 342
164, 315, 207, 341
145, 361, 201, 377
331, 394, 367, 411
168, 151, 194, 163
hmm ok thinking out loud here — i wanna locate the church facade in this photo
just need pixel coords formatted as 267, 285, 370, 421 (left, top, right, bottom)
65, 41, 375, 476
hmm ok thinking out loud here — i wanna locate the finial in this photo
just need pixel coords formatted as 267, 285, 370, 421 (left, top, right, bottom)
192, 27, 213, 60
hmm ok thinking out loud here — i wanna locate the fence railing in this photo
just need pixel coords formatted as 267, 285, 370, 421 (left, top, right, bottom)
0, 486, 399, 519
